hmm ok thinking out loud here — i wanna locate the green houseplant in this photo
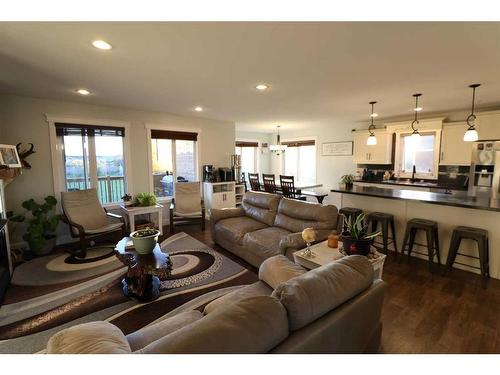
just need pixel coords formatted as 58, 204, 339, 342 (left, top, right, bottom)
134, 192, 158, 207
340, 174, 355, 188
340, 213, 380, 256
11, 196, 60, 255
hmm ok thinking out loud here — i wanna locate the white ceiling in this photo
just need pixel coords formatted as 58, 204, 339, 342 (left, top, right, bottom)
1, 22, 500, 133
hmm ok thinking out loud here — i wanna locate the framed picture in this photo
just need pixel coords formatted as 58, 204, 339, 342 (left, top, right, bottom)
321, 141, 353, 156
0, 144, 22, 168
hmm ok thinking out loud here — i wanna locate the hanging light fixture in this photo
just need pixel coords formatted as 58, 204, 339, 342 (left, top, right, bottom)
464, 83, 481, 142
270, 125, 287, 155
411, 93, 422, 138
366, 101, 378, 145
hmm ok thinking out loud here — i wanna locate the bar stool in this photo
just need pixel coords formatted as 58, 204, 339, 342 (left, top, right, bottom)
445, 226, 489, 288
401, 218, 441, 272
366, 212, 397, 255
338, 207, 363, 233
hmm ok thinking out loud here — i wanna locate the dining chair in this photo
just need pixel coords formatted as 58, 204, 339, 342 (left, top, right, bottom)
279, 175, 307, 200
248, 173, 261, 191
262, 174, 278, 194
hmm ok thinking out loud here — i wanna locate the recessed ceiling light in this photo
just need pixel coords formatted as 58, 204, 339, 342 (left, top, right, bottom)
75, 89, 91, 96
255, 84, 269, 91
194, 106, 203, 112
92, 40, 112, 50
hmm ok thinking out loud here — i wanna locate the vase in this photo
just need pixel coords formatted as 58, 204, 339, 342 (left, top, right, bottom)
340, 235, 372, 256
131, 229, 160, 254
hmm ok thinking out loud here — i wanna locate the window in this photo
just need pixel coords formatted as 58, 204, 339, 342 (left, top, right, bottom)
235, 141, 258, 177
56, 123, 126, 204
150, 129, 198, 198
283, 140, 316, 185
398, 132, 440, 178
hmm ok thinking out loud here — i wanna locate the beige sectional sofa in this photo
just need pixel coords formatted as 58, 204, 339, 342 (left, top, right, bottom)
46, 255, 386, 354
210, 191, 339, 267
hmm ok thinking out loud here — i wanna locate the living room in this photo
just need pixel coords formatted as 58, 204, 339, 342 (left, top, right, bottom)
1, 1, 500, 373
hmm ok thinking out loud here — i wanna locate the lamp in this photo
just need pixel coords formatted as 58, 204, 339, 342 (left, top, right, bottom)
464, 84, 480, 142
411, 93, 422, 138
270, 125, 287, 155
366, 101, 378, 146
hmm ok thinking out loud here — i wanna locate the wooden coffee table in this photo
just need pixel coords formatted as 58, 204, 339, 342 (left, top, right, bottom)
293, 240, 386, 280
115, 237, 173, 302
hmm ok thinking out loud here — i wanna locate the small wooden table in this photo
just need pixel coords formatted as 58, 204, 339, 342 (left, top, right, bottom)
115, 237, 173, 302
293, 240, 386, 280
120, 204, 164, 235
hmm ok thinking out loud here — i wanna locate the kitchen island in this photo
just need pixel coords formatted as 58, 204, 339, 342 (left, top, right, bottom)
331, 185, 500, 279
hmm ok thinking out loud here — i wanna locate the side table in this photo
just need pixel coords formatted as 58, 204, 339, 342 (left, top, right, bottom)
120, 204, 164, 235
115, 237, 172, 301
293, 240, 386, 280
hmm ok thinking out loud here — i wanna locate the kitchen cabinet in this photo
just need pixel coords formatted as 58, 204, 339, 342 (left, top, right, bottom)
476, 111, 500, 140
439, 123, 474, 166
203, 182, 236, 218
353, 131, 393, 164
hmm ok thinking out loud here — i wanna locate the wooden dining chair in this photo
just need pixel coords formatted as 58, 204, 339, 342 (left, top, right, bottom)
248, 173, 261, 191
262, 174, 277, 194
279, 175, 307, 201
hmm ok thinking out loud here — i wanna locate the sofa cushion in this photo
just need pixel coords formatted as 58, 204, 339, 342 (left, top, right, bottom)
139, 296, 289, 354
274, 198, 338, 233
272, 255, 374, 331
258, 255, 307, 289
215, 216, 268, 245
47, 321, 131, 354
126, 310, 203, 351
204, 281, 273, 315
242, 191, 281, 226
243, 226, 291, 259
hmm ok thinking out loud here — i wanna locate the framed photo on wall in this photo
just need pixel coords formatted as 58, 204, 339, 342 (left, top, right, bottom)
321, 141, 353, 156
0, 144, 22, 168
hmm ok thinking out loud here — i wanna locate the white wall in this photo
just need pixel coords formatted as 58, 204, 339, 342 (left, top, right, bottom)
235, 131, 272, 174
0, 94, 235, 213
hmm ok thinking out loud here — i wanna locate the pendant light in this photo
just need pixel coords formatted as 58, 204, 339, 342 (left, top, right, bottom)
464, 84, 480, 142
270, 125, 287, 155
411, 93, 422, 138
366, 101, 378, 145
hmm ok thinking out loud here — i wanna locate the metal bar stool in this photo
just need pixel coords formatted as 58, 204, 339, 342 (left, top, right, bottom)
366, 212, 398, 255
338, 207, 363, 233
445, 226, 489, 288
401, 218, 441, 272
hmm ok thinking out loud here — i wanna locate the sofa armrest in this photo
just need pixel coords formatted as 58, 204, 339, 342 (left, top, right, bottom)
280, 229, 332, 259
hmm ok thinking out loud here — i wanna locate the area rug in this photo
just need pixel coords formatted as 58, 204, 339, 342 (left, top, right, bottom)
0, 232, 257, 353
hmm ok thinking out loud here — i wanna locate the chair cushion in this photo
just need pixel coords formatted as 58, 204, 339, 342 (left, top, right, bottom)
85, 221, 123, 235
215, 216, 268, 245
139, 296, 288, 354
204, 281, 273, 315
258, 255, 307, 289
47, 321, 131, 354
127, 310, 203, 351
243, 226, 291, 258
274, 198, 338, 233
242, 191, 281, 226
61, 189, 108, 231
174, 182, 202, 215
272, 255, 374, 331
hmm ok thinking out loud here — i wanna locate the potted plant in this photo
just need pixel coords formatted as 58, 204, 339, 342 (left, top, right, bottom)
340, 174, 355, 189
340, 213, 380, 256
10, 196, 60, 256
121, 193, 133, 207
130, 227, 160, 254
134, 192, 158, 207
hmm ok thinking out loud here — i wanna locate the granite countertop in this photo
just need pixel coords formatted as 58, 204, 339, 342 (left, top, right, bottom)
331, 185, 500, 212
355, 179, 467, 191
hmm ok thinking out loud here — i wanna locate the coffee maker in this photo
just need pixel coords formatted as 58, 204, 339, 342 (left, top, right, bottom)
203, 165, 215, 182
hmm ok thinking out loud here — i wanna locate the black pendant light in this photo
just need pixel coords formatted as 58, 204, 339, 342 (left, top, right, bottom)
411, 93, 422, 138
464, 84, 480, 142
366, 101, 377, 145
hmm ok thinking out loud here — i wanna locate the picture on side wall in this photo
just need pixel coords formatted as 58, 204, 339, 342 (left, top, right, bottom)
321, 141, 353, 156
0, 144, 22, 168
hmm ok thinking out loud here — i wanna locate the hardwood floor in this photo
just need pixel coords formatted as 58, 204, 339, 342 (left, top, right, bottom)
166, 223, 500, 354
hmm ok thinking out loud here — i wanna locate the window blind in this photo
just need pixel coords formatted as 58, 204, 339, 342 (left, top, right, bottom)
282, 140, 315, 147
150, 129, 198, 141
235, 141, 258, 147
55, 123, 125, 137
